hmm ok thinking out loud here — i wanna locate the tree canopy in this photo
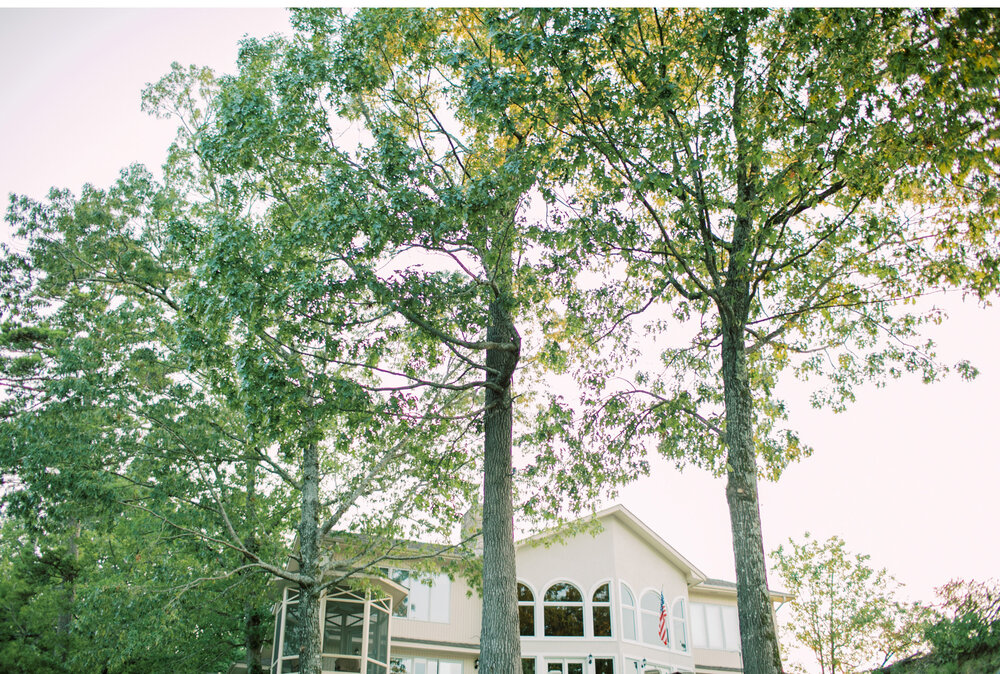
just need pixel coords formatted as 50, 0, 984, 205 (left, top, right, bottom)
3, 8, 999, 674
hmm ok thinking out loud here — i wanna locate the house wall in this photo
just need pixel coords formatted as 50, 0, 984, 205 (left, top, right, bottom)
260, 508, 782, 674
516, 514, 697, 674
687, 589, 742, 674
391, 573, 481, 646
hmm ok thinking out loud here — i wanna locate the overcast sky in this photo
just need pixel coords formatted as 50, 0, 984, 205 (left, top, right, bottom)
2, 8, 997, 622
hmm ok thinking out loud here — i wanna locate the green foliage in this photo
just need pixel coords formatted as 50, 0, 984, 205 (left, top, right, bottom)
923, 579, 1000, 660
771, 534, 931, 673
479, 7, 1000, 478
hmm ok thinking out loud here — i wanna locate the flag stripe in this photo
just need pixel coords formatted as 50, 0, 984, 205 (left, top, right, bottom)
658, 591, 669, 646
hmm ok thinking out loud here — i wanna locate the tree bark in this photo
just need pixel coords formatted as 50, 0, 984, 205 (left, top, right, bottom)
243, 464, 267, 674
721, 315, 783, 674
722, 16, 783, 672
480, 294, 521, 674
244, 600, 268, 674
297, 436, 323, 674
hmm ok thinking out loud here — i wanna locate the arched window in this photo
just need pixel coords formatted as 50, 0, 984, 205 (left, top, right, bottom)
592, 583, 612, 637
672, 598, 688, 652
543, 582, 584, 636
640, 591, 669, 647
518, 582, 535, 636
620, 583, 637, 641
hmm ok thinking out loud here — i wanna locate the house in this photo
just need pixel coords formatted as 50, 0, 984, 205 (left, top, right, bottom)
265, 505, 791, 674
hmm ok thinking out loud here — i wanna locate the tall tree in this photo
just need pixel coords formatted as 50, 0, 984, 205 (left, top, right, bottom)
196, 9, 590, 673
3, 60, 481, 673
479, 8, 1000, 673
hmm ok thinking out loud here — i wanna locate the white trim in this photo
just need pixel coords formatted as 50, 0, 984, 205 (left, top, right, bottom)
517, 579, 539, 638
541, 579, 586, 638
588, 578, 614, 639
619, 581, 639, 645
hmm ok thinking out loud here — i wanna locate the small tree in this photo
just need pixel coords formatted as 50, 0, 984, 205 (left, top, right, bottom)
771, 534, 930, 674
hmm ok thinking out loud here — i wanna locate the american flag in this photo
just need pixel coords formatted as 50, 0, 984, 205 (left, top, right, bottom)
658, 591, 670, 646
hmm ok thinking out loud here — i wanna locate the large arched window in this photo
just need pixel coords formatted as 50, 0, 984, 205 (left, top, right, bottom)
640, 591, 669, 647
592, 583, 612, 637
543, 582, 584, 636
672, 598, 688, 652
620, 583, 637, 640
518, 582, 535, 636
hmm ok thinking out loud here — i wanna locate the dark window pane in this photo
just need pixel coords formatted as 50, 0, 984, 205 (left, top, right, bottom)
595, 660, 614, 674
593, 606, 612, 637
368, 606, 389, 664
283, 602, 300, 656
519, 605, 535, 636
544, 606, 584, 636
284, 657, 300, 673
593, 583, 610, 603
522, 659, 536, 674
547, 663, 562, 674
544, 582, 582, 603
568, 664, 583, 674
518, 583, 534, 602
323, 599, 365, 656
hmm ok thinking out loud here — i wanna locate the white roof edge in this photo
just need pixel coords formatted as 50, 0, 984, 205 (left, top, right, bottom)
517, 503, 709, 585
690, 579, 794, 604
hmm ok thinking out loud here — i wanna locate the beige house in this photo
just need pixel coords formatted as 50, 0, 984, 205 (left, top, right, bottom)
264, 505, 791, 674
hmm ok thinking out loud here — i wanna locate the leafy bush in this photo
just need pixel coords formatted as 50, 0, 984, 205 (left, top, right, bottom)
924, 579, 1000, 659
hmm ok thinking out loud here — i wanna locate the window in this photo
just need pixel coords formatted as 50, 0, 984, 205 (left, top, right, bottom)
620, 583, 637, 641
545, 658, 585, 674
367, 603, 390, 674
389, 569, 450, 623
592, 583, 612, 637
640, 591, 668, 647
689, 602, 740, 652
543, 582, 584, 637
272, 587, 301, 673
518, 582, 535, 636
594, 658, 614, 674
391, 657, 462, 674
522, 658, 536, 674
671, 598, 688, 652
322, 594, 364, 672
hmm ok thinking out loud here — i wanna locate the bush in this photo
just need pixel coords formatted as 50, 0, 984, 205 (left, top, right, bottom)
924, 579, 1000, 659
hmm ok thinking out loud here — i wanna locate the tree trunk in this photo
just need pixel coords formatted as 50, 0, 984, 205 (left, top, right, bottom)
57, 518, 81, 664
243, 465, 267, 674
298, 436, 323, 674
721, 317, 783, 674
244, 600, 268, 674
480, 294, 521, 674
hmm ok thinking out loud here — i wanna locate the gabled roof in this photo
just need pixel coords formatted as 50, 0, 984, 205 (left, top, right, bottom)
516, 504, 793, 603
517, 503, 709, 586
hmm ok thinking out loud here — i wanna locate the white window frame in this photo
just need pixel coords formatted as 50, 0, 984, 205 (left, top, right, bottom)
542, 580, 585, 638
389, 569, 451, 624
589, 579, 614, 639
638, 589, 670, 649
671, 598, 688, 653
517, 580, 538, 638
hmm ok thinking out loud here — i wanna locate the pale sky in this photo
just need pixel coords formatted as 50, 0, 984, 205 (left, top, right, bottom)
2, 6, 997, 637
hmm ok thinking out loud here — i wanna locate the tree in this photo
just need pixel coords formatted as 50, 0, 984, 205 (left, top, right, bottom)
477, 9, 1000, 673
3, 59, 482, 673
197, 10, 594, 673
771, 534, 931, 674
